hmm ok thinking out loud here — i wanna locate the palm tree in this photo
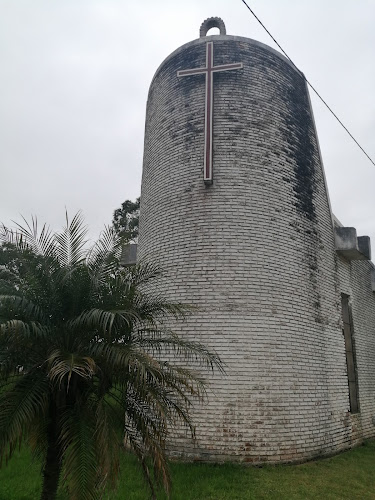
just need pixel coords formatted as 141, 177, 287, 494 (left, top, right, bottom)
0, 213, 221, 500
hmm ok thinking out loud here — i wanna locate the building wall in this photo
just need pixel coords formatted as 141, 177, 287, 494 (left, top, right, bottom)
337, 255, 375, 444
138, 33, 375, 462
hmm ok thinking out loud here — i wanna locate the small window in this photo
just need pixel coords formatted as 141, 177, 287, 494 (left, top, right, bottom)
341, 294, 359, 413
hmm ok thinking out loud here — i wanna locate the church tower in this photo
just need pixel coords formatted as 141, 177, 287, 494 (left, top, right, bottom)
137, 18, 365, 462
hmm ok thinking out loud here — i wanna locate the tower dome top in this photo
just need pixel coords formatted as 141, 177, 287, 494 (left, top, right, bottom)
199, 17, 226, 37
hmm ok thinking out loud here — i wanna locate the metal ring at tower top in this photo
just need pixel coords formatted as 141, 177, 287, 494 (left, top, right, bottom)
199, 17, 226, 37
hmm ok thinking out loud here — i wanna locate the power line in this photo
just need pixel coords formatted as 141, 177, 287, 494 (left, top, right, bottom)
240, 0, 375, 167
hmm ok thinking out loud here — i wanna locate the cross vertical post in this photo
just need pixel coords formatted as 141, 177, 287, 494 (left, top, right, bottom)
177, 42, 243, 185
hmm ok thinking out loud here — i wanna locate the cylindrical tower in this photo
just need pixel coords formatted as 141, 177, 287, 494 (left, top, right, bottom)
138, 18, 354, 463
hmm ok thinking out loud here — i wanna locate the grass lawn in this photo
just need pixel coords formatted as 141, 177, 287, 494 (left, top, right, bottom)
0, 441, 374, 499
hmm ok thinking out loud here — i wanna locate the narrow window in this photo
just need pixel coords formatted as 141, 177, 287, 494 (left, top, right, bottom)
341, 294, 359, 413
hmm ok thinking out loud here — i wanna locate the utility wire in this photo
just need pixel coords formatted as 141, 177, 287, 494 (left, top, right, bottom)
240, 0, 375, 167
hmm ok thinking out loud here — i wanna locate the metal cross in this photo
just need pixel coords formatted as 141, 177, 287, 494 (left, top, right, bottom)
177, 42, 243, 184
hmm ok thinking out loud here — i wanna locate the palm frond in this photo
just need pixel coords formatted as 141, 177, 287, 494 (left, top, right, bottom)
93, 397, 121, 490
0, 318, 49, 342
0, 319, 50, 376
27, 414, 48, 462
68, 308, 132, 339
0, 372, 49, 465
124, 392, 171, 497
60, 404, 99, 500
126, 261, 161, 287
47, 351, 97, 391
11, 216, 56, 257
132, 295, 189, 324
0, 295, 49, 325
87, 225, 122, 288
134, 330, 224, 373
86, 343, 132, 376
54, 211, 88, 268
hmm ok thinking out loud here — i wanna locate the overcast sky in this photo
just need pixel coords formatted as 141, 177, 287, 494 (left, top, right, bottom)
1, 0, 374, 249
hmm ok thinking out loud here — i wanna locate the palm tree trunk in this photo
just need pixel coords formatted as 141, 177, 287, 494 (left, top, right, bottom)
40, 405, 61, 500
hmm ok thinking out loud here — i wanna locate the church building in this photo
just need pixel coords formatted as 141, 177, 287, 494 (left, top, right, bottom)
132, 18, 375, 463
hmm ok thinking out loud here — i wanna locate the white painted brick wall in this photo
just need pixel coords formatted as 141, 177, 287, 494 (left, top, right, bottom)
337, 256, 375, 443
138, 33, 375, 463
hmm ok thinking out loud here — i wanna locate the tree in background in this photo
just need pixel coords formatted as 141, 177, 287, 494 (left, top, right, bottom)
0, 213, 221, 500
112, 197, 140, 243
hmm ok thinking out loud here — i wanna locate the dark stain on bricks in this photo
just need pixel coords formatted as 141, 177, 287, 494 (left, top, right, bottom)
279, 72, 317, 222
150, 37, 325, 322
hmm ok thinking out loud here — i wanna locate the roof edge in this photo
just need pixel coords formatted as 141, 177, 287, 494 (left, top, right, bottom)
149, 34, 303, 88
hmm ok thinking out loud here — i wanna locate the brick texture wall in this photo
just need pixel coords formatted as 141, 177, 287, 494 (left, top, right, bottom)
337, 256, 375, 445
138, 33, 375, 462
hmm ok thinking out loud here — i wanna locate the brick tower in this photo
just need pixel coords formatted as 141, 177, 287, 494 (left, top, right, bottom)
137, 18, 365, 462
